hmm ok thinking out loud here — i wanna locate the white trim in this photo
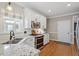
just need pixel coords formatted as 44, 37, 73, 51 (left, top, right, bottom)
47, 11, 79, 19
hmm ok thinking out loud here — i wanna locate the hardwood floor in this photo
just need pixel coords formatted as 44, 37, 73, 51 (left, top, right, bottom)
40, 40, 77, 56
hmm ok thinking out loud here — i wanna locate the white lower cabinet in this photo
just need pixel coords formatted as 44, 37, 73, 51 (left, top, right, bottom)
22, 33, 49, 49
43, 33, 49, 45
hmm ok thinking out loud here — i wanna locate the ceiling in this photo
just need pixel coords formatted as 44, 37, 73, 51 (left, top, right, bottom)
17, 2, 79, 18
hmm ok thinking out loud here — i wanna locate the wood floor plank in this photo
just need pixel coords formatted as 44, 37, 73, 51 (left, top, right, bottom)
40, 40, 77, 56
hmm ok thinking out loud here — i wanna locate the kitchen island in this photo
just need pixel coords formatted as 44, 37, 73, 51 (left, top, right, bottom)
18, 33, 49, 49
0, 33, 49, 56
0, 44, 40, 56
0, 35, 40, 56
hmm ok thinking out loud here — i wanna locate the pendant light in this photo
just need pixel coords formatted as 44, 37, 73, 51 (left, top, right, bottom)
6, 2, 13, 11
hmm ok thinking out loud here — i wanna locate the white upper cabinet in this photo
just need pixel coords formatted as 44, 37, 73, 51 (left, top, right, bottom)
24, 8, 32, 28
40, 16, 46, 29
24, 8, 46, 29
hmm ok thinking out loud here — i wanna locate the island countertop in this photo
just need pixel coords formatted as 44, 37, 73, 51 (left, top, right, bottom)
0, 44, 40, 56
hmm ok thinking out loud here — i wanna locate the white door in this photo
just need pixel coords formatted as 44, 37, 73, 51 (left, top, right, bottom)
57, 20, 71, 43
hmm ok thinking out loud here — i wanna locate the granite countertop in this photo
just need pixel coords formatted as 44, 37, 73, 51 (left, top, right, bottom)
0, 44, 40, 56
15, 33, 48, 44
17, 36, 32, 44
0, 33, 49, 56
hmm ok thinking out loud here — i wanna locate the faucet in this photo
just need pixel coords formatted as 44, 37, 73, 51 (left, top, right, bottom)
10, 31, 15, 40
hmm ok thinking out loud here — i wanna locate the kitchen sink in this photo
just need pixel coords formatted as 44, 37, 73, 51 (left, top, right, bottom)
2, 38, 23, 44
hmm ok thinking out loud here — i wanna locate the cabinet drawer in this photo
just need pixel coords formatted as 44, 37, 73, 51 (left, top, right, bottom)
36, 38, 43, 44
35, 36, 44, 39
36, 42, 43, 49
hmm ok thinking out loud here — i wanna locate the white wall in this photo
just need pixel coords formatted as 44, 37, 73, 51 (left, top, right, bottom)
47, 19, 57, 40
0, 3, 46, 43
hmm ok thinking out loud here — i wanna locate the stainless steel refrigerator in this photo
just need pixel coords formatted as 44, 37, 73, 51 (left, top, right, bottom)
75, 18, 79, 49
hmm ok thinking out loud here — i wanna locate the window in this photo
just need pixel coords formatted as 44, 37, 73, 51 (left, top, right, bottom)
4, 15, 23, 33
6, 24, 14, 32
0, 4, 24, 33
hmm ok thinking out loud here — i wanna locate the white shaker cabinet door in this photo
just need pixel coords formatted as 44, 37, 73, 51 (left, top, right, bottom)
41, 16, 46, 29
24, 8, 32, 28
44, 34, 49, 45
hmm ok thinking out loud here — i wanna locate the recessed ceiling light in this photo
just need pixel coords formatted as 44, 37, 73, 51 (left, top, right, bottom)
67, 4, 71, 6
48, 9, 52, 12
